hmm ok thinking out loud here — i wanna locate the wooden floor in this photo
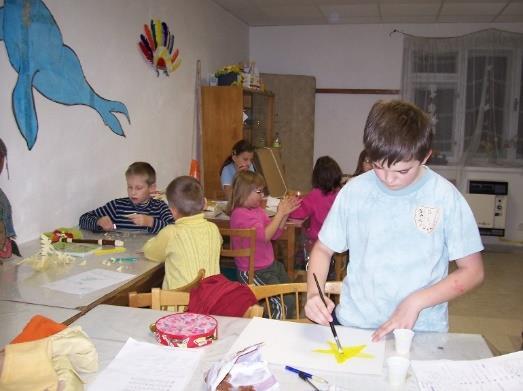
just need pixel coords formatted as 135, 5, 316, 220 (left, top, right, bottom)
449, 250, 523, 355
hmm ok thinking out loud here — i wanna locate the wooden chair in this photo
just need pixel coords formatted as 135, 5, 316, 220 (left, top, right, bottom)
151, 287, 190, 311
128, 268, 206, 308
333, 252, 348, 281
219, 227, 256, 284
249, 281, 342, 321
135, 287, 262, 319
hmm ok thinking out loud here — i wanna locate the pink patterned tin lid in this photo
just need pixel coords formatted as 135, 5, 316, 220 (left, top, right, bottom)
154, 312, 218, 348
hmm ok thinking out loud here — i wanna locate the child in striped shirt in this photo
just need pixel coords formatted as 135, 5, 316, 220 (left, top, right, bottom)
79, 162, 173, 233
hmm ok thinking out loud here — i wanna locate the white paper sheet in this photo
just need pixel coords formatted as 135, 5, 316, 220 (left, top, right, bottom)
227, 317, 385, 375
88, 337, 203, 391
43, 268, 135, 295
411, 350, 523, 391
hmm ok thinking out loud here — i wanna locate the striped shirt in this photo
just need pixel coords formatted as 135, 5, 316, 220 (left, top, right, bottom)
79, 197, 174, 234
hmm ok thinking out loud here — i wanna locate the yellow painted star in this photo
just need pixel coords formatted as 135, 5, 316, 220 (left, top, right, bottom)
313, 341, 374, 364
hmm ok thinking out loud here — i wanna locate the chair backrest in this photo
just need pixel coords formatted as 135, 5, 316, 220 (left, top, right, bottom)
128, 269, 206, 308
219, 227, 256, 284
151, 287, 190, 311
249, 281, 342, 321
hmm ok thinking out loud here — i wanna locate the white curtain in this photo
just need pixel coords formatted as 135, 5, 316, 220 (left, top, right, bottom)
401, 29, 523, 171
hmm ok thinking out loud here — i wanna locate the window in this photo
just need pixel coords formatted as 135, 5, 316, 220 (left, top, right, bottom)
402, 29, 523, 166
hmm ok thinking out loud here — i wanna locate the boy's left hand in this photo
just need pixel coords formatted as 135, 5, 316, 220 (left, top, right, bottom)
371, 294, 422, 341
126, 213, 154, 227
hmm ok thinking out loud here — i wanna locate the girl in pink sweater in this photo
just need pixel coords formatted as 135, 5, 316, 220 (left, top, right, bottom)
290, 156, 343, 262
228, 171, 300, 319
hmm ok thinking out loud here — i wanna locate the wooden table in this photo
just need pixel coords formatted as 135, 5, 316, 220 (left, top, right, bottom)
74, 305, 494, 390
0, 231, 164, 323
206, 212, 304, 279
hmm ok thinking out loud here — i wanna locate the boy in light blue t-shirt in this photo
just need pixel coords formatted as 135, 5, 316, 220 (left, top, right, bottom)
305, 100, 485, 341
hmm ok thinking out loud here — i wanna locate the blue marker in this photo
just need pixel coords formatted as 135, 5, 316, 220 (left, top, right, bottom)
285, 365, 328, 384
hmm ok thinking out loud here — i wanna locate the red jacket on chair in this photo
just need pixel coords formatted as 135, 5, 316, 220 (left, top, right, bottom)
188, 274, 257, 317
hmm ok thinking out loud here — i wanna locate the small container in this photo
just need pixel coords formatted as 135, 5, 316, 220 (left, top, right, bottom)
217, 72, 238, 86
393, 328, 415, 355
154, 313, 218, 348
387, 356, 410, 388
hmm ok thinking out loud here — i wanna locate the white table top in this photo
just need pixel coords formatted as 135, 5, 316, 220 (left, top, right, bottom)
0, 232, 159, 309
0, 300, 80, 347
74, 305, 493, 390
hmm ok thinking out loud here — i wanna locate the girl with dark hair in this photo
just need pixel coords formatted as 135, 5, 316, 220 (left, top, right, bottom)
290, 156, 342, 263
220, 140, 255, 199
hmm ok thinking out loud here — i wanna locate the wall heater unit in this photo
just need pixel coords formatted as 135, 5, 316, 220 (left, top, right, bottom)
464, 180, 508, 237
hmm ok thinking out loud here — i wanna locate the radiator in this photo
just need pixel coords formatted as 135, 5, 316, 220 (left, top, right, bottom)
464, 180, 508, 237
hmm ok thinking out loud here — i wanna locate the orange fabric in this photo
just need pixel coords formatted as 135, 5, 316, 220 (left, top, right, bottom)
11, 315, 67, 344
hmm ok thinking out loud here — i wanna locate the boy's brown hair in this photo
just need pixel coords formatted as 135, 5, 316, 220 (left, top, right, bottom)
227, 171, 265, 214
363, 100, 432, 166
165, 176, 205, 216
125, 162, 156, 186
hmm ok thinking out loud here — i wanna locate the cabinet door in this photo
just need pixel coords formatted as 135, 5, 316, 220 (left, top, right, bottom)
201, 86, 243, 199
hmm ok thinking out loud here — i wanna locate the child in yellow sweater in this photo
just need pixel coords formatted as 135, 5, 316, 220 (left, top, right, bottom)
143, 176, 222, 289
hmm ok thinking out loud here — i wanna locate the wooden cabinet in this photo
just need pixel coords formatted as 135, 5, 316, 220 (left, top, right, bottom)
201, 86, 274, 199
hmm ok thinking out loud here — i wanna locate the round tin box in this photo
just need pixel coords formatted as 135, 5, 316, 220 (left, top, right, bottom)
154, 313, 218, 348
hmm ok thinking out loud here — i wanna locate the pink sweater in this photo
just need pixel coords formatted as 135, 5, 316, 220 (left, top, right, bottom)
289, 188, 339, 241
230, 207, 283, 271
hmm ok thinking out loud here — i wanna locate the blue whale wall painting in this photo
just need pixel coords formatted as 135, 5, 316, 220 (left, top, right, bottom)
0, 0, 130, 150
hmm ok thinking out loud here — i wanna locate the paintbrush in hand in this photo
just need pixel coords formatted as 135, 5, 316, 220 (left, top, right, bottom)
313, 273, 343, 354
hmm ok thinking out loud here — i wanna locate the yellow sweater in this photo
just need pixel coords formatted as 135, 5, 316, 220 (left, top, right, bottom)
143, 213, 222, 289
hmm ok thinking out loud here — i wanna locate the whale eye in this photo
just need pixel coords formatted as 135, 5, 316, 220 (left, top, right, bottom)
138, 20, 181, 76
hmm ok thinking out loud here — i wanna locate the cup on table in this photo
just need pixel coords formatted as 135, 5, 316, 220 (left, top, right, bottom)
393, 328, 414, 355
386, 356, 410, 388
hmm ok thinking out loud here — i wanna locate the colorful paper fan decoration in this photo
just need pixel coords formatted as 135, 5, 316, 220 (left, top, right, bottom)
139, 20, 181, 76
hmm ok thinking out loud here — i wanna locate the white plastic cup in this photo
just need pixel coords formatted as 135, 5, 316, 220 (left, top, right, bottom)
387, 356, 410, 387
393, 328, 415, 355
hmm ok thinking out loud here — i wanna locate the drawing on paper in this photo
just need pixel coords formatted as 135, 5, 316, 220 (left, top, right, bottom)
226, 317, 386, 375
313, 341, 374, 364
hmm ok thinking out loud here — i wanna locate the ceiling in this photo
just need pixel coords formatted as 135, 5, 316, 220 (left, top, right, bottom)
211, 0, 523, 26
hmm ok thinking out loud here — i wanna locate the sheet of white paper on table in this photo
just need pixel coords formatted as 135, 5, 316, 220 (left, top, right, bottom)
411, 350, 523, 391
42, 268, 135, 295
88, 337, 203, 391
227, 317, 385, 375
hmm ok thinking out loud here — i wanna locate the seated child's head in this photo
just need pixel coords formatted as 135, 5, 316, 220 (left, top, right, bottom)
312, 156, 342, 194
228, 171, 266, 211
363, 100, 433, 190
125, 162, 156, 205
165, 176, 205, 218
353, 150, 373, 177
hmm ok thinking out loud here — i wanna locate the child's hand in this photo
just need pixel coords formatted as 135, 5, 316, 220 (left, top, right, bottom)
371, 294, 422, 341
97, 216, 115, 231
276, 195, 301, 216
126, 213, 153, 227
304, 293, 335, 325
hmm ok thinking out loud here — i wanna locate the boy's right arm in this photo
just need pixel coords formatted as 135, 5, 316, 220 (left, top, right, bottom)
142, 227, 170, 262
304, 240, 336, 325
78, 201, 115, 232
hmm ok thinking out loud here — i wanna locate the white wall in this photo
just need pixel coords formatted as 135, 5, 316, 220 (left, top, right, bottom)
251, 22, 523, 244
0, 0, 248, 243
